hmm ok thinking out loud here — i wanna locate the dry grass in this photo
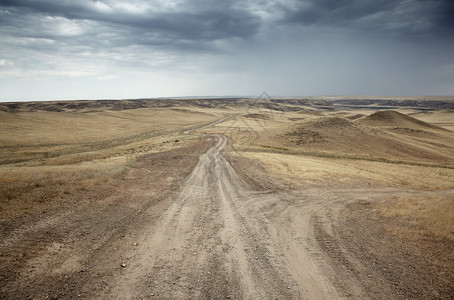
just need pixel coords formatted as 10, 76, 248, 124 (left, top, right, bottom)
213, 109, 454, 245
205, 111, 454, 190
380, 194, 454, 242
207, 111, 453, 166
2, 101, 454, 228
410, 110, 454, 131
0, 108, 217, 145
238, 151, 454, 190
200, 108, 293, 150
196, 109, 454, 187
0, 108, 221, 217
0, 159, 128, 217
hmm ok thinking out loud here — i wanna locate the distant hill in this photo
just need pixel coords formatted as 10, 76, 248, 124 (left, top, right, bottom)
277, 114, 453, 164
330, 98, 454, 110
0, 98, 333, 113
357, 110, 445, 131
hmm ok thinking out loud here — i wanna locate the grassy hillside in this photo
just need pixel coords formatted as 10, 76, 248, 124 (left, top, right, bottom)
0, 107, 221, 216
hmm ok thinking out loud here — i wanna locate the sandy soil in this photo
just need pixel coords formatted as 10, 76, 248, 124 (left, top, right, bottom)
1, 119, 453, 299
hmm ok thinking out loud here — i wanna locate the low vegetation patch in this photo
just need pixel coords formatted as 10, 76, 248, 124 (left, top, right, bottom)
240, 151, 454, 190
380, 194, 454, 242
0, 107, 221, 218
0, 159, 128, 217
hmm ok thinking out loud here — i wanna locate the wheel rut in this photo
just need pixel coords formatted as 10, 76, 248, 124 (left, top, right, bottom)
108, 135, 297, 299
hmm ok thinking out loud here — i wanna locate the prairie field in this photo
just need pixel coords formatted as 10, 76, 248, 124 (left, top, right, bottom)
0, 106, 221, 216
2, 97, 453, 236
1, 97, 454, 299
200, 101, 454, 244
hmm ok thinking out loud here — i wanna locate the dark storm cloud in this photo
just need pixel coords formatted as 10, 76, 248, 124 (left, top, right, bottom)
285, 0, 454, 36
1, 0, 454, 99
1, 0, 453, 51
0, 0, 261, 50
432, 1, 454, 33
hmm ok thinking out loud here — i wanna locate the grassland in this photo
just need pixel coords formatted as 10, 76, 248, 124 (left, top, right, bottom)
202, 107, 454, 186
1, 97, 453, 238
380, 194, 454, 241
1, 97, 454, 299
200, 103, 454, 242
0, 107, 221, 216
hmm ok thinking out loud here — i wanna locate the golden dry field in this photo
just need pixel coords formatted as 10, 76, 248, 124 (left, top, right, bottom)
0, 105, 222, 216
204, 107, 454, 183
199, 101, 454, 243
1, 97, 454, 299
2, 98, 453, 225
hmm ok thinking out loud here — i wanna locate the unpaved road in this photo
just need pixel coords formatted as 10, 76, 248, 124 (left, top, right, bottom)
1, 129, 453, 298
109, 134, 300, 299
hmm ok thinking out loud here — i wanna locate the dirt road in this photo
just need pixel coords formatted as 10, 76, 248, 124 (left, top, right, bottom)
1, 128, 453, 298
106, 133, 353, 299
108, 134, 297, 299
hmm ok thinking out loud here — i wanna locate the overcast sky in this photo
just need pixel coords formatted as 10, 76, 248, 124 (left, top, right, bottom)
0, 0, 453, 101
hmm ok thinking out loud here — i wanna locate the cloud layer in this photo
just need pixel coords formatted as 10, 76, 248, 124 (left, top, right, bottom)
0, 0, 453, 100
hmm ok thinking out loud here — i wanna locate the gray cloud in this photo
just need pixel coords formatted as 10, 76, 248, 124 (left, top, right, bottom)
1, 0, 453, 50
0, 0, 453, 100
284, 0, 454, 36
0, 0, 261, 49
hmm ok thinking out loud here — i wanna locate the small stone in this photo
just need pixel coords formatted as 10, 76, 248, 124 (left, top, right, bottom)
133, 242, 139, 246
121, 263, 126, 268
